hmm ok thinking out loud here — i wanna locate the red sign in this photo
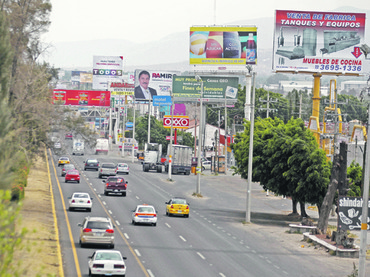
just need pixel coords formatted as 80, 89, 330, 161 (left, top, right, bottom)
163, 116, 189, 129
52, 89, 111, 107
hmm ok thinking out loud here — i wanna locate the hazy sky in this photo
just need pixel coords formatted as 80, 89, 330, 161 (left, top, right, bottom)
42, 0, 368, 44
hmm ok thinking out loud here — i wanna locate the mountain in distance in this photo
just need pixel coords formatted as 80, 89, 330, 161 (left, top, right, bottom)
46, 6, 370, 78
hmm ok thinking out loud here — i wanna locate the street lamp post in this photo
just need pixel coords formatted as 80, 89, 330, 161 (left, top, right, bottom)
196, 76, 203, 194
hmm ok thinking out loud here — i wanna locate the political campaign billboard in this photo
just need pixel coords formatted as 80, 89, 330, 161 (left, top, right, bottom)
190, 26, 257, 65
273, 10, 366, 74
134, 69, 180, 101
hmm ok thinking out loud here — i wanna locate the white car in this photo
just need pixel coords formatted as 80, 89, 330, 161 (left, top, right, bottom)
88, 250, 127, 276
68, 192, 92, 212
54, 142, 61, 149
202, 160, 211, 171
132, 204, 157, 226
116, 163, 129, 174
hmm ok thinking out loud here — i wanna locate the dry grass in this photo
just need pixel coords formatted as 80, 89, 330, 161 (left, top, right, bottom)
12, 155, 61, 276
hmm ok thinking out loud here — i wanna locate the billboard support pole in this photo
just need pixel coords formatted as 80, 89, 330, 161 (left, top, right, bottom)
132, 100, 136, 163
148, 98, 151, 143
245, 73, 252, 121
168, 98, 174, 181
224, 94, 228, 173
359, 102, 370, 277
246, 72, 256, 223
196, 76, 203, 194
109, 100, 113, 150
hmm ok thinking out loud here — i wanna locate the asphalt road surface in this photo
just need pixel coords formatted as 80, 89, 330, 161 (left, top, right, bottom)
49, 140, 369, 277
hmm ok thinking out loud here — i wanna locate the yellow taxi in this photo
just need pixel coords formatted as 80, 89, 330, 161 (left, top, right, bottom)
165, 197, 189, 218
58, 156, 70, 167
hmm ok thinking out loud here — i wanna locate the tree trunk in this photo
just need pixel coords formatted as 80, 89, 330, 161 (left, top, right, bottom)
292, 199, 298, 214
300, 202, 308, 217
317, 154, 341, 234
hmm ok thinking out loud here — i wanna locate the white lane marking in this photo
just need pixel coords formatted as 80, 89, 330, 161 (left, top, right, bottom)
219, 273, 226, 277
165, 223, 171, 228
274, 264, 280, 269
108, 210, 112, 214
147, 269, 155, 277
197, 252, 206, 260
115, 220, 120, 226
102, 201, 106, 205
98, 194, 101, 198
179, 236, 186, 242
134, 249, 141, 256
124, 233, 129, 239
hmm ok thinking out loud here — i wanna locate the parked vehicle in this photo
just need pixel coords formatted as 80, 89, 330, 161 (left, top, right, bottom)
164, 145, 192, 175
103, 176, 128, 196
98, 163, 117, 178
88, 250, 126, 276
65, 132, 73, 140
84, 158, 99, 171
95, 138, 109, 155
78, 217, 115, 248
72, 139, 84, 155
142, 143, 162, 173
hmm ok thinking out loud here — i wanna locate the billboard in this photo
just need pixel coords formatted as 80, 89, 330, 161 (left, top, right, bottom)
338, 196, 370, 231
190, 26, 257, 65
52, 89, 111, 107
273, 10, 366, 74
80, 73, 93, 83
134, 69, 180, 101
172, 76, 239, 99
93, 56, 123, 90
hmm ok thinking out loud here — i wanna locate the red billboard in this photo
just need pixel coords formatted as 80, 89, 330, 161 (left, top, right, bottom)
53, 90, 111, 107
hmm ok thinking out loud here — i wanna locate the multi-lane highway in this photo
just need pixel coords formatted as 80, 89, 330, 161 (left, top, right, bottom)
48, 140, 361, 277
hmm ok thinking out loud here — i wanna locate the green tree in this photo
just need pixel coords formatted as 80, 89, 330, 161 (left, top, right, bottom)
232, 117, 330, 216
346, 160, 362, 197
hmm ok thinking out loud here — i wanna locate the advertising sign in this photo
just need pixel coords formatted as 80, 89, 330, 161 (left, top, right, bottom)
172, 76, 239, 99
108, 82, 135, 95
273, 10, 366, 74
338, 196, 370, 231
190, 26, 257, 65
52, 89, 111, 107
163, 115, 189, 129
93, 56, 123, 90
134, 69, 180, 101
80, 73, 93, 83
153, 95, 172, 106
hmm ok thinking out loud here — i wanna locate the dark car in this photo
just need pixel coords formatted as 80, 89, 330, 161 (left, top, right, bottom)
84, 159, 99, 171
103, 176, 128, 196
61, 164, 75, 177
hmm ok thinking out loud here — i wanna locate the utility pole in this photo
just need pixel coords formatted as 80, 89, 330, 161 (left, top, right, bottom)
196, 76, 203, 194
259, 91, 278, 118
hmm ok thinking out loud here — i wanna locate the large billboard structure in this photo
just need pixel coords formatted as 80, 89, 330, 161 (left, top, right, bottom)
93, 56, 123, 90
172, 76, 239, 101
273, 10, 366, 74
134, 69, 180, 101
53, 89, 111, 107
190, 26, 257, 65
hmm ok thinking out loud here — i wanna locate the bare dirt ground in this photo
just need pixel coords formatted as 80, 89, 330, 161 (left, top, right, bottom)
13, 155, 61, 277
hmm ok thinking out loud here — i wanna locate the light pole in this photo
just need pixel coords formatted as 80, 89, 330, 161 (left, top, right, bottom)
196, 75, 203, 194
168, 92, 174, 181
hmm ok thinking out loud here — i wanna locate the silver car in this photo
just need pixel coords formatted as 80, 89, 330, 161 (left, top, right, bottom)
78, 217, 115, 248
116, 163, 129, 174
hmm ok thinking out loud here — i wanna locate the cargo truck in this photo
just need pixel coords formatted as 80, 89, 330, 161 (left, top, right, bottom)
142, 143, 163, 173
164, 145, 192, 175
72, 139, 84, 155
95, 138, 109, 155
